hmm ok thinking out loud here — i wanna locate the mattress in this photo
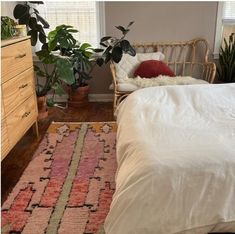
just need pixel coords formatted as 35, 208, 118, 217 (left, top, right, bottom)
105, 84, 235, 234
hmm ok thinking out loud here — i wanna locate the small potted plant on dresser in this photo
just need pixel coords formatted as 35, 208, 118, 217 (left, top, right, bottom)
1, 16, 17, 40
217, 33, 235, 83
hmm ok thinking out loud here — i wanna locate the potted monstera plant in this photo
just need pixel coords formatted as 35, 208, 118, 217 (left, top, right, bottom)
35, 25, 77, 112
39, 24, 102, 107
217, 33, 235, 83
68, 43, 98, 107
13, 1, 49, 46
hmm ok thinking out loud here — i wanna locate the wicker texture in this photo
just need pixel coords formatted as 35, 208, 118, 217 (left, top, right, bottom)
110, 38, 216, 112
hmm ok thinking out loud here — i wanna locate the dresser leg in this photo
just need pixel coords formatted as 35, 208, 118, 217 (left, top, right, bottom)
33, 121, 39, 138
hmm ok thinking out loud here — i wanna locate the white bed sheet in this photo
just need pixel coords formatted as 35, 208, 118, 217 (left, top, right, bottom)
105, 84, 235, 234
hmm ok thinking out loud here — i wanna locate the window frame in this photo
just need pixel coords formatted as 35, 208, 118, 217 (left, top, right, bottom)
32, 1, 105, 59
214, 2, 224, 59
214, 1, 235, 59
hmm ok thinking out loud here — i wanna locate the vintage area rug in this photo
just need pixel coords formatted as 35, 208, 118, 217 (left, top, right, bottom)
2, 122, 117, 234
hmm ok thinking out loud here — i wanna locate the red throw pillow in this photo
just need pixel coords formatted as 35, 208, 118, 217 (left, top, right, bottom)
134, 60, 175, 78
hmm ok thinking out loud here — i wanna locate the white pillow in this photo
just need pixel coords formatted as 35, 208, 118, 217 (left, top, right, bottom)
114, 52, 165, 81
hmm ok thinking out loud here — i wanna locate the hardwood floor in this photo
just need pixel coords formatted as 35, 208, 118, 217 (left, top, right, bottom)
1, 102, 114, 204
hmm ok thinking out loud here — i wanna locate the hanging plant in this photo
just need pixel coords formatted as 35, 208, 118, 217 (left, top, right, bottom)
13, 1, 49, 46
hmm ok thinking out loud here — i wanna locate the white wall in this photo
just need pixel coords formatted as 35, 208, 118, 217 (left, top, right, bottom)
105, 1, 218, 51
1, 1, 17, 19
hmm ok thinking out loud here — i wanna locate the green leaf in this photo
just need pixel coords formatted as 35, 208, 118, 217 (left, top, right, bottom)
105, 52, 112, 64
28, 1, 44, 4
48, 30, 57, 41
35, 13, 50, 28
55, 57, 75, 85
41, 43, 49, 51
33, 8, 39, 14
111, 46, 123, 63
115, 25, 126, 33
36, 24, 46, 35
60, 37, 70, 49
127, 21, 134, 28
101, 36, 112, 42
18, 13, 30, 25
126, 44, 136, 56
96, 57, 104, 66
27, 30, 38, 46
120, 40, 131, 52
46, 97, 54, 107
93, 48, 104, 53
13, 4, 29, 19
52, 83, 66, 96
29, 17, 38, 30
36, 49, 54, 64
48, 38, 57, 51
103, 46, 112, 56
39, 32, 46, 44
100, 42, 108, 47
67, 29, 79, 33
80, 43, 91, 50
83, 51, 93, 58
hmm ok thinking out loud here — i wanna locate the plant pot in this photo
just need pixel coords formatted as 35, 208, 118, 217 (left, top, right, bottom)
68, 85, 89, 107
37, 96, 48, 120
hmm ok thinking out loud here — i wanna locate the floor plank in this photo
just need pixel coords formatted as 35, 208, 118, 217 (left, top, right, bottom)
1, 102, 114, 204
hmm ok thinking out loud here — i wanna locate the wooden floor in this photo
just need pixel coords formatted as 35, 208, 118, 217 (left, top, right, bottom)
1, 102, 114, 204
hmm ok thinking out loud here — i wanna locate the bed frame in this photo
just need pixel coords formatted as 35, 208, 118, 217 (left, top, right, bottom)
110, 38, 216, 112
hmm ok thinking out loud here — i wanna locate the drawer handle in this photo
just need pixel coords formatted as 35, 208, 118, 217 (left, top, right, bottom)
15, 53, 26, 59
19, 84, 28, 89
22, 111, 31, 119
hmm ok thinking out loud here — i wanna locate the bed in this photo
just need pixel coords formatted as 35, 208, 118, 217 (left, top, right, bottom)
104, 83, 235, 234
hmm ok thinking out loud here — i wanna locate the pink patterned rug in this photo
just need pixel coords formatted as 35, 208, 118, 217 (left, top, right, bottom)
2, 122, 117, 234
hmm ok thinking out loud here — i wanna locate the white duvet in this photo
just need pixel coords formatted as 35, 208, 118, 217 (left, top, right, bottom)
105, 84, 235, 234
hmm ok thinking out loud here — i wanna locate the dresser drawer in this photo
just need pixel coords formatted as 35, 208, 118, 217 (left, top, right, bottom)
1, 119, 10, 160
6, 96, 37, 147
2, 68, 35, 115
1, 39, 33, 83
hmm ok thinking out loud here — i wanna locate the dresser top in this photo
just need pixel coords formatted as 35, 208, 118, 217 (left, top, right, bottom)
1, 36, 31, 47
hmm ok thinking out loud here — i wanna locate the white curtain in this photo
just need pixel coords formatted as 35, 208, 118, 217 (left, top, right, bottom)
223, 1, 235, 24
36, 1, 99, 47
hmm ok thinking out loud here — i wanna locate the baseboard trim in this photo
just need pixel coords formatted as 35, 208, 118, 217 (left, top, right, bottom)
88, 94, 113, 102
46, 93, 113, 103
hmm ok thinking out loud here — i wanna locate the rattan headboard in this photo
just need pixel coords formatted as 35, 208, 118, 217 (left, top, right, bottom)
131, 38, 216, 83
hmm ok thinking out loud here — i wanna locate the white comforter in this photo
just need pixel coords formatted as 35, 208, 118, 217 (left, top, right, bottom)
105, 84, 235, 234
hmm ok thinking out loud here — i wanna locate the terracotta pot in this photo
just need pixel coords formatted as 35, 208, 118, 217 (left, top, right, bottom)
37, 96, 48, 120
68, 85, 89, 107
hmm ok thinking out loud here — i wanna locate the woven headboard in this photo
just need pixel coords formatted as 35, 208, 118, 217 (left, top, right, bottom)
132, 38, 216, 83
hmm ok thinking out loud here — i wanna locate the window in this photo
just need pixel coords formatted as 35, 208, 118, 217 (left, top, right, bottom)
214, 1, 235, 57
35, 1, 105, 48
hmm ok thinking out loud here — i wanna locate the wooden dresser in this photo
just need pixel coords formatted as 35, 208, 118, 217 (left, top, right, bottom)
1, 36, 38, 161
